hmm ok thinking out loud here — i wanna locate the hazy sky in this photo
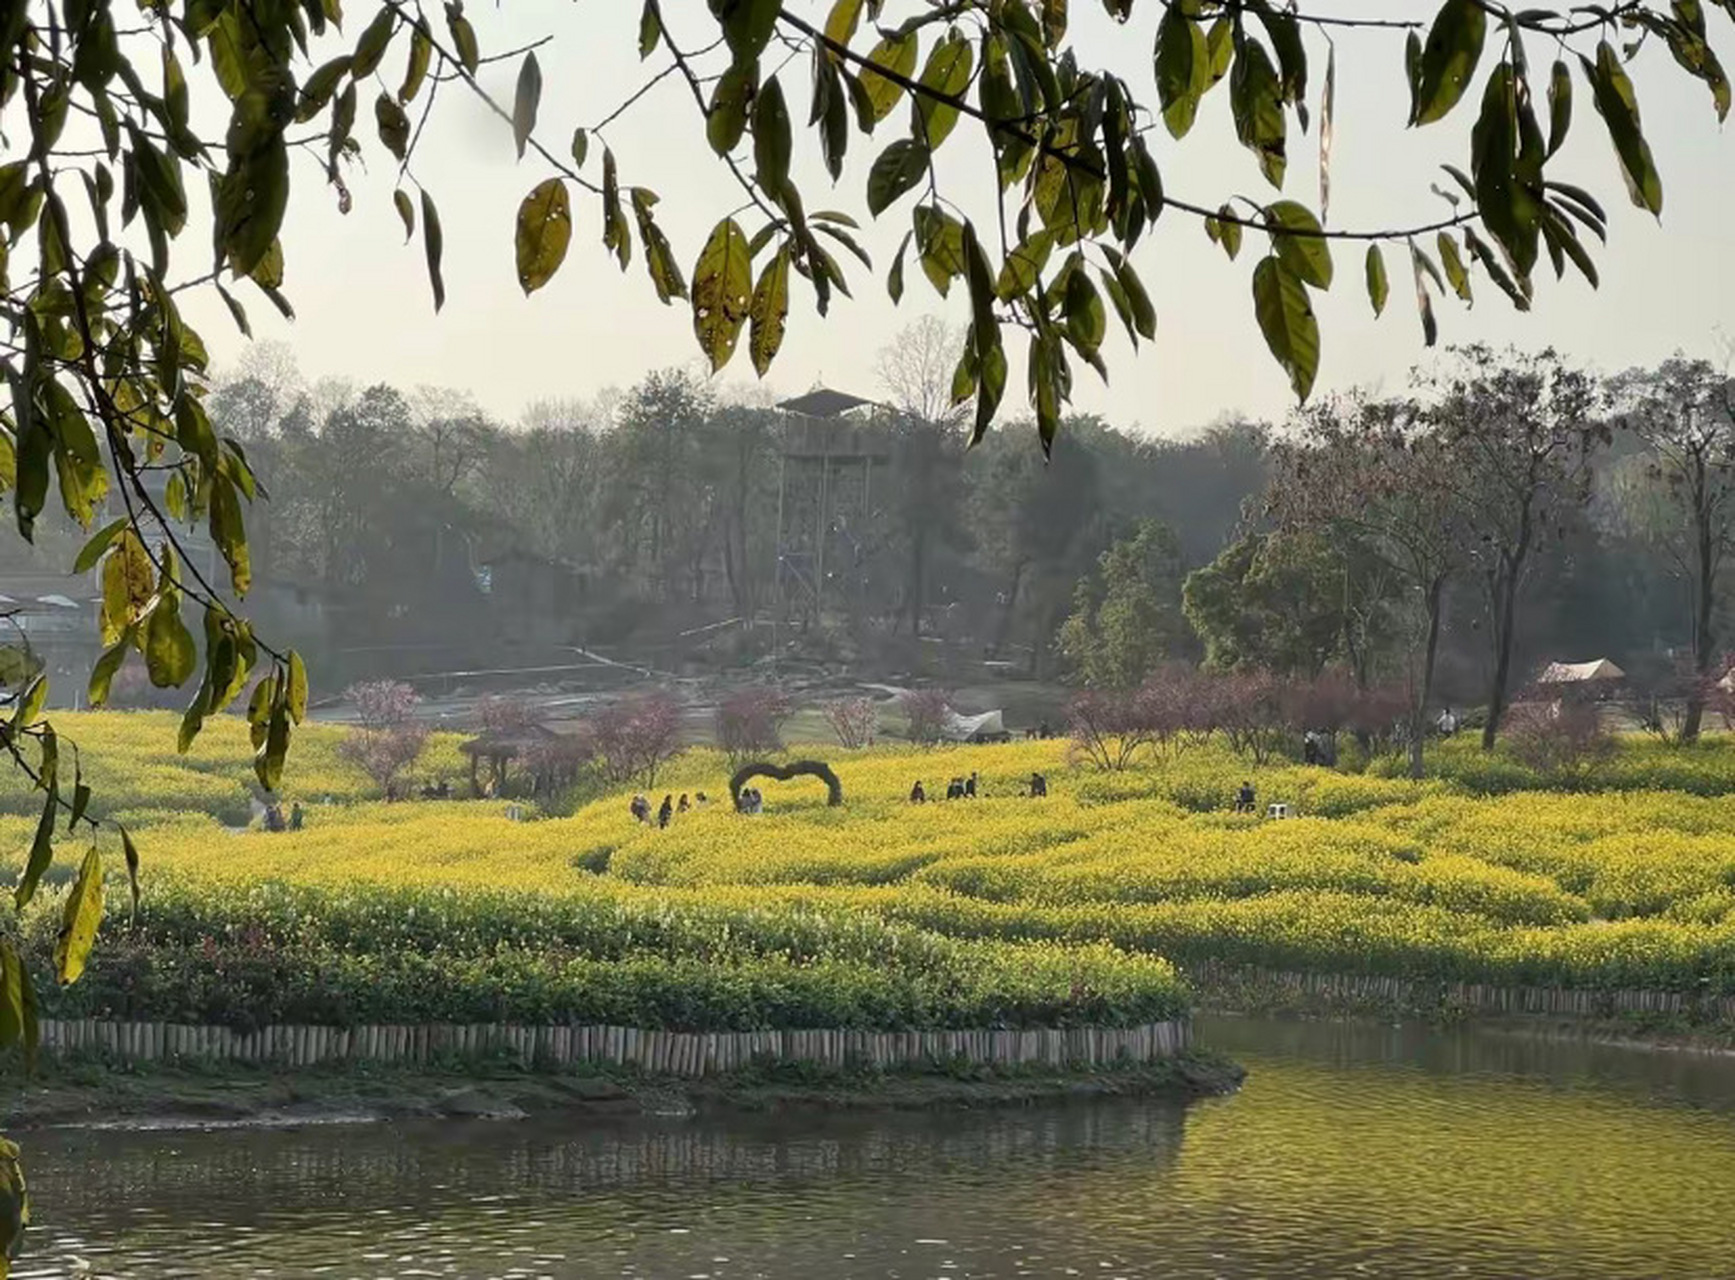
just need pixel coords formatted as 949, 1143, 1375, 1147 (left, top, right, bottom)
182, 2, 1735, 437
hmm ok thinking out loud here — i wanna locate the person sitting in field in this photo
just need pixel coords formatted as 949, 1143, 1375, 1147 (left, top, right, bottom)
1030, 772, 1047, 798
1234, 781, 1256, 813
1437, 706, 1459, 736
264, 802, 285, 832
910, 780, 926, 804
678, 793, 691, 814
695, 792, 709, 807
745, 787, 764, 815
630, 794, 650, 824
946, 777, 964, 800
965, 772, 978, 799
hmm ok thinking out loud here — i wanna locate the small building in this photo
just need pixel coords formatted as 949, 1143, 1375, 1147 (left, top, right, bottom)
1536, 658, 1625, 702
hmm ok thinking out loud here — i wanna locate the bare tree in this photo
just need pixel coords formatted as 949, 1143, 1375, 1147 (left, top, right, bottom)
1270, 395, 1469, 779
876, 316, 967, 428
822, 697, 879, 749
1609, 356, 1735, 742
1423, 347, 1606, 749
338, 681, 429, 800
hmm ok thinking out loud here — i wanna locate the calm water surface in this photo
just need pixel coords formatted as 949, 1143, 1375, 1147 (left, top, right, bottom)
14, 1016, 1735, 1279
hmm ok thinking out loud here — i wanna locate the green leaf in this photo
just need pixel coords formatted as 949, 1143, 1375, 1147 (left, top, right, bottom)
295, 55, 351, 123
1437, 231, 1473, 301
11, 675, 46, 733
707, 60, 756, 154
446, 4, 480, 74
913, 204, 966, 295
859, 31, 919, 122
633, 188, 688, 303
350, 5, 397, 79
1154, 6, 1207, 139
691, 217, 753, 371
1471, 63, 1541, 280
1252, 0, 1308, 103
393, 188, 415, 242
88, 633, 129, 706
145, 591, 197, 688
914, 32, 973, 148
887, 229, 912, 302
1547, 58, 1572, 157
720, 0, 780, 64
119, 823, 142, 920
571, 128, 589, 169
753, 76, 793, 194
1114, 254, 1157, 340
287, 651, 310, 723
400, 25, 432, 103
375, 93, 410, 162
825, 0, 864, 50
14, 783, 57, 910
0, 940, 38, 1064
513, 51, 542, 160
1412, 0, 1487, 125
209, 475, 252, 596
1064, 265, 1107, 357
638, 0, 662, 59
995, 228, 1054, 299
1583, 42, 1663, 216
867, 139, 930, 216
215, 137, 289, 279
1463, 226, 1531, 310
73, 517, 128, 574
53, 847, 103, 986
101, 530, 155, 645
1264, 200, 1333, 288
1252, 256, 1320, 400
515, 178, 572, 295
1230, 39, 1287, 188
748, 247, 790, 377
421, 188, 445, 311
1411, 242, 1440, 345
1365, 243, 1390, 316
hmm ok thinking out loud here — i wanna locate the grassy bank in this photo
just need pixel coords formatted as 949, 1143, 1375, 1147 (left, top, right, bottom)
1, 1051, 1244, 1131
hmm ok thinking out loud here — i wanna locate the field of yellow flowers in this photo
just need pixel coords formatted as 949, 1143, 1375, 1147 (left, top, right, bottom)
11, 715, 1735, 1030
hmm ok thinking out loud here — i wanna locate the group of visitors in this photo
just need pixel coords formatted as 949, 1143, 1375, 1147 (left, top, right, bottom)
908, 771, 1049, 802
1021, 721, 1053, 741
735, 788, 764, 815
630, 792, 711, 828
262, 801, 304, 832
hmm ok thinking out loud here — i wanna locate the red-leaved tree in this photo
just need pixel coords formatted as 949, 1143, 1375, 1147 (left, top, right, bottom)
338, 680, 429, 800
588, 694, 686, 787
716, 686, 795, 764
898, 688, 953, 747
822, 696, 879, 750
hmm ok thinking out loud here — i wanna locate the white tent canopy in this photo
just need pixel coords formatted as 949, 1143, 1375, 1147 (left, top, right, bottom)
942, 709, 1005, 742
1537, 658, 1626, 684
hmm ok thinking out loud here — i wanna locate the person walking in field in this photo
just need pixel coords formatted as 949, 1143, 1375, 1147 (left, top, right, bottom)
630, 794, 650, 824
1029, 772, 1047, 798
1235, 780, 1256, 813
289, 802, 304, 831
909, 780, 926, 803
657, 795, 673, 828
678, 794, 690, 814
965, 772, 978, 798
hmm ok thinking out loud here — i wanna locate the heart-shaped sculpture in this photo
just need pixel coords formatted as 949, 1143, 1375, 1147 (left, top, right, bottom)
728, 759, 844, 808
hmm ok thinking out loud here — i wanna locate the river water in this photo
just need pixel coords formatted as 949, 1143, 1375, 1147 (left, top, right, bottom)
13, 1015, 1735, 1279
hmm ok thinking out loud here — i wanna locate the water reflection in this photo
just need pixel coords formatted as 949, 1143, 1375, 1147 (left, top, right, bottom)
15, 1017, 1735, 1279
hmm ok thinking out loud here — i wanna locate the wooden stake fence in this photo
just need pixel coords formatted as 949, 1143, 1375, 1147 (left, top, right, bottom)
29, 1018, 1192, 1075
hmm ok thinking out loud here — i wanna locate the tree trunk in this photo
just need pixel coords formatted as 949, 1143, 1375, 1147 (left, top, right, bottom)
907, 527, 927, 637
1409, 577, 1445, 780
993, 559, 1027, 656
1686, 496, 1714, 738
1481, 559, 1524, 751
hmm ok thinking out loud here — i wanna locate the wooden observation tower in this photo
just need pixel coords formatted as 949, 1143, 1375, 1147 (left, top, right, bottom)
772, 387, 889, 639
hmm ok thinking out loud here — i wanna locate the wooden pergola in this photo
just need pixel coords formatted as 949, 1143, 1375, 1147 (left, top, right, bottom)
458, 724, 560, 797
